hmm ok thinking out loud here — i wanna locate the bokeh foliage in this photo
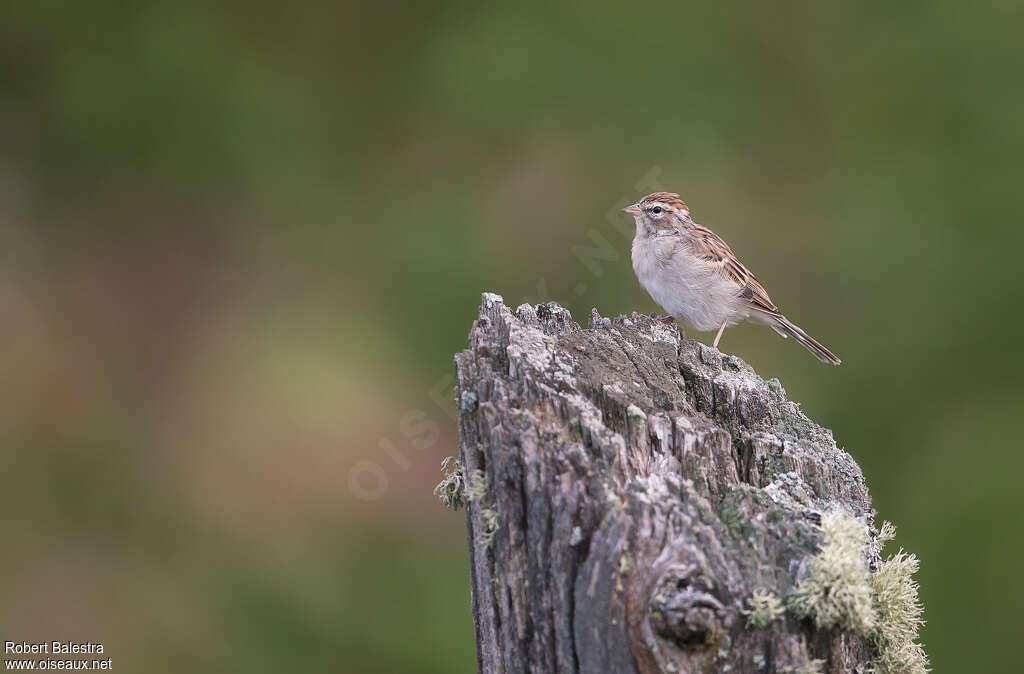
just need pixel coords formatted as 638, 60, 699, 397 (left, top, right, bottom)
1, 1, 1022, 671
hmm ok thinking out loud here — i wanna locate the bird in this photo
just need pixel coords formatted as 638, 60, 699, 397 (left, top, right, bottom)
623, 192, 841, 365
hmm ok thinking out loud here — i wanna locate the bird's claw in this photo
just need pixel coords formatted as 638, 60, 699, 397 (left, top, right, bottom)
649, 314, 685, 338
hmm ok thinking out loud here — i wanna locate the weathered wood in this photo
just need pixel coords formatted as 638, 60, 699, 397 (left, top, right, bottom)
454, 293, 883, 673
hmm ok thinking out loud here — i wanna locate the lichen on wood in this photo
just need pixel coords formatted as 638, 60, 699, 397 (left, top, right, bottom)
450, 293, 926, 673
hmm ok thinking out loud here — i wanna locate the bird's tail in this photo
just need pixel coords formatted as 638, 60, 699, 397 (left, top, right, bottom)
764, 313, 841, 365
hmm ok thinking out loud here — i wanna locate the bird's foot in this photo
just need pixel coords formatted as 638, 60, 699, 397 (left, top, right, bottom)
649, 314, 685, 338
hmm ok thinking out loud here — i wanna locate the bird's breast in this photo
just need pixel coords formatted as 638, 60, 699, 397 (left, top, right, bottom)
631, 234, 744, 331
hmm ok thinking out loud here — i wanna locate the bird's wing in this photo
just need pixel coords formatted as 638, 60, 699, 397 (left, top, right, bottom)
686, 223, 780, 315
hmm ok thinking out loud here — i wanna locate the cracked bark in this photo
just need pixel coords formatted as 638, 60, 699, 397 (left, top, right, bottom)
455, 293, 878, 673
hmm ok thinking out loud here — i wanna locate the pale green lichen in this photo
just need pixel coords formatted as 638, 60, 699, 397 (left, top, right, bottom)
788, 509, 876, 634
465, 469, 488, 502
452, 467, 497, 548
615, 551, 631, 592
869, 524, 929, 674
479, 506, 499, 547
877, 520, 897, 546
742, 588, 784, 628
787, 513, 929, 673
781, 659, 824, 674
434, 459, 499, 546
570, 419, 582, 443
433, 456, 465, 510
626, 404, 647, 423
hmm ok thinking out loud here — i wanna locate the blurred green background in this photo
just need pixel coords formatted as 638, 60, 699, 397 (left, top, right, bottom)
1, 1, 1022, 672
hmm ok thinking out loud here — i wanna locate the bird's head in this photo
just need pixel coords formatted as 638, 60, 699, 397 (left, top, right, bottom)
622, 192, 690, 233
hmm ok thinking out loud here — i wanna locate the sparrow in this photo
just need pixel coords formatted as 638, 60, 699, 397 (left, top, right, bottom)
623, 192, 841, 365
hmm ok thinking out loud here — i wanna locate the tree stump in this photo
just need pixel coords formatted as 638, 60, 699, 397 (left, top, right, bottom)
452, 293, 910, 673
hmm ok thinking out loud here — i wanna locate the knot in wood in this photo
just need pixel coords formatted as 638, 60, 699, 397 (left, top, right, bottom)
649, 565, 726, 648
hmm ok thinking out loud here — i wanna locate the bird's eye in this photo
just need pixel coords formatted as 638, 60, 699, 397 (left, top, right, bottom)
650, 206, 663, 214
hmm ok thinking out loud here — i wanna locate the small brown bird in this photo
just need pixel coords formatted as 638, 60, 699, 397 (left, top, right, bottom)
624, 192, 840, 365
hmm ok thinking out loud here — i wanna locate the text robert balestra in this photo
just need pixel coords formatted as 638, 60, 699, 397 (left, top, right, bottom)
6, 641, 104, 655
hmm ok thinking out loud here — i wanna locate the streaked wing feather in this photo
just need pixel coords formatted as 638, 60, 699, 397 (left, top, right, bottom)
688, 224, 779, 315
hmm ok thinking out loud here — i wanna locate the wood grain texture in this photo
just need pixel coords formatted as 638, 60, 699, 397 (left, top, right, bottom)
455, 293, 878, 673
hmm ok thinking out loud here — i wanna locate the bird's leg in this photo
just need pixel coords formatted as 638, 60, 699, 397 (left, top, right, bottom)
712, 321, 727, 349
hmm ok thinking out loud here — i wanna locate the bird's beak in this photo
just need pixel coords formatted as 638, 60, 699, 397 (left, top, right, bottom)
622, 203, 642, 216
